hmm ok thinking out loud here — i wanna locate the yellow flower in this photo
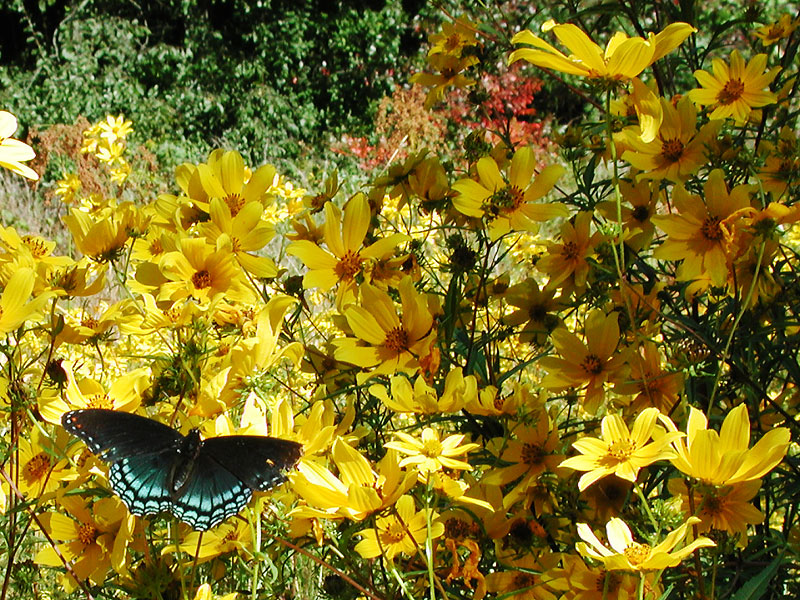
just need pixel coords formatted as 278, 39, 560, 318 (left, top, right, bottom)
615, 341, 683, 414
385, 427, 479, 474
597, 177, 662, 250
502, 278, 563, 345
753, 14, 800, 46
539, 310, 630, 414
452, 147, 567, 240
55, 173, 82, 204
427, 18, 478, 57
664, 404, 790, 486
158, 237, 254, 305
559, 407, 680, 491
0, 268, 49, 334
483, 413, 564, 508
0, 110, 39, 180
668, 478, 764, 544
354, 495, 444, 559
17, 426, 70, 498
412, 53, 478, 109
334, 277, 435, 382
546, 554, 640, 600
287, 194, 409, 308
576, 517, 715, 571
509, 20, 695, 84
485, 553, 560, 600
62, 203, 140, 263
687, 50, 780, 123
623, 96, 721, 182
97, 114, 133, 143
36, 496, 132, 592
191, 583, 238, 600
201, 197, 278, 278
194, 149, 279, 213
651, 169, 754, 286
536, 211, 605, 290
370, 369, 475, 414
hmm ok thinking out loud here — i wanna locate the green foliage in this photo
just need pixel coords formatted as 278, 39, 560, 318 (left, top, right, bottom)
0, 0, 426, 171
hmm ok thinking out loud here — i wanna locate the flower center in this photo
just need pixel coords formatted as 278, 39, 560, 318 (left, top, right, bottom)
521, 442, 545, 466
192, 269, 212, 289
716, 79, 745, 106
22, 236, 48, 258
580, 354, 604, 375
25, 452, 51, 480
87, 393, 113, 409
660, 138, 684, 162
595, 571, 622, 592
527, 303, 548, 322
701, 216, 724, 241
422, 438, 443, 457
384, 326, 409, 353
81, 317, 99, 330
561, 241, 580, 260
78, 523, 99, 545
335, 250, 363, 281
149, 239, 164, 255
701, 494, 724, 516
624, 542, 652, 565
381, 520, 407, 544
607, 439, 635, 460
485, 185, 524, 219
512, 573, 537, 588
224, 193, 245, 216
444, 33, 462, 52
631, 205, 650, 222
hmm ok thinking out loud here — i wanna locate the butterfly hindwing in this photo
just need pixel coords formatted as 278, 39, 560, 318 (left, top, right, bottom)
62, 409, 183, 461
170, 452, 253, 531
201, 436, 303, 491
109, 452, 174, 517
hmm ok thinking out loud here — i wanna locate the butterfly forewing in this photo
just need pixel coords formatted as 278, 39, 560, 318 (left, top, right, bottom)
62, 409, 182, 461
202, 436, 303, 491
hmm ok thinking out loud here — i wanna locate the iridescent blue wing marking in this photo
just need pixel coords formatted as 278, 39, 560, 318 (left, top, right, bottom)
108, 453, 174, 517
170, 452, 253, 531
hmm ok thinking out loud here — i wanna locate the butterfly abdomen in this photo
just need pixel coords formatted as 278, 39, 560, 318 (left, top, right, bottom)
168, 429, 203, 500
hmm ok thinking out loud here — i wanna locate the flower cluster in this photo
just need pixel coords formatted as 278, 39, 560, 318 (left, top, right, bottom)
0, 4, 798, 600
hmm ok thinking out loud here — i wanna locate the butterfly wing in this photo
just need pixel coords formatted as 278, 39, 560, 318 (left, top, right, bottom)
62, 409, 183, 460
169, 452, 254, 531
201, 436, 303, 491
109, 453, 174, 517
63, 409, 183, 519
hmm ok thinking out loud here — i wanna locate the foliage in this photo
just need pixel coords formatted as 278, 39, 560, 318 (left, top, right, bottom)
1, 0, 800, 600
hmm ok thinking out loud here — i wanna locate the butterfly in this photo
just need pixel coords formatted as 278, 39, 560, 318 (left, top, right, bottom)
62, 409, 303, 531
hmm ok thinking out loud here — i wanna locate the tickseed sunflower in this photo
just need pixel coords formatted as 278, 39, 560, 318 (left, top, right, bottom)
668, 478, 764, 545
412, 53, 478, 109
559, 407, 681, 491
615, 341, 683, 414
536, 211, 604, 290
201, 198, 278, 278
452, 146, 567, 240
334, 277, 435, 382
663, 404, 790, 486
484, 413, 564, 508
539, 309, 630, 414
687, 50, 780, 123
427, 18, 478, 57
485, 554, 560, 600
623, 96, 721, 182
35, 496, 131, 592
0, 110, 39, 180
502, 278, 564, 345
509, 20, 695, 85
385, 427, 479, 475
287, 194, 409, 308
753, 14, 800, 46
651, 169, 754, 286
158, 237, 253, 305
354, 494, 444, 559
597, 177, 662, 250
576, 517, 714, 571
194, 149, 279, 214
62, 203, 142, 263
369, 368, 476, 414
546, 554, 640, 600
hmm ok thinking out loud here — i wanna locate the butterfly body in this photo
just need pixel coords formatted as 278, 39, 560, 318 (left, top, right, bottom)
62, 409, 302, 531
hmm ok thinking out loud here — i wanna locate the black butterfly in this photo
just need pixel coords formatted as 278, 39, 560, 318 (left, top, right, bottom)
62, 409, 303, 531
